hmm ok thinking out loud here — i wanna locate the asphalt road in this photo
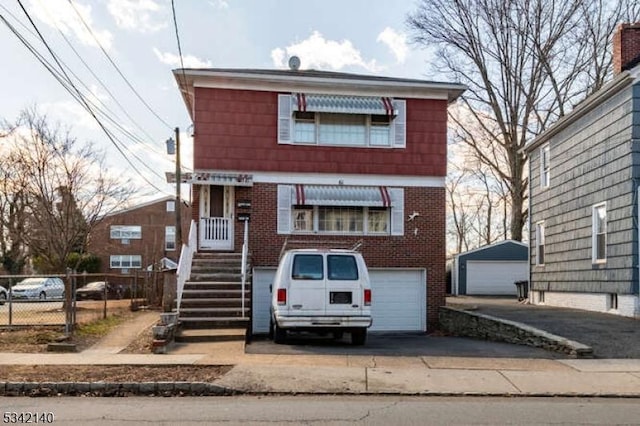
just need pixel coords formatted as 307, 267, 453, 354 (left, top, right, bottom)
2, 396, 639, 425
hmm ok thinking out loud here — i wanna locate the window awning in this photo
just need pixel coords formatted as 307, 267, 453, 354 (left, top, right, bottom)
293, 94, 396, 116
166, 171, 253, 186
293, 185, 391, 207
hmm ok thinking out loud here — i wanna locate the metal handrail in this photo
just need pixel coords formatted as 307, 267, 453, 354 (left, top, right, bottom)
176, 220, 197, 314
240, 219, 249, 318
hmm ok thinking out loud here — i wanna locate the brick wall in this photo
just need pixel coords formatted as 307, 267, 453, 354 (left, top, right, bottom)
89, 199, 191, 274
613, 22, 640, 74
242, 183, 446, 328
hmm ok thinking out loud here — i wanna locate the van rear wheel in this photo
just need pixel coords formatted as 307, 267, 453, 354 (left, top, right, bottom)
351, 329, 367, 345
273, 321, 287, 344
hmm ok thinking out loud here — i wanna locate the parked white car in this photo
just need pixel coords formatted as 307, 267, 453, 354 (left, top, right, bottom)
0, 286, 7, 305
270, 249, 372, 345
11, 277, 65, 301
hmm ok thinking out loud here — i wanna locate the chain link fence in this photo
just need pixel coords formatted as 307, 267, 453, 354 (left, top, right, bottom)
0, 270, 164, 333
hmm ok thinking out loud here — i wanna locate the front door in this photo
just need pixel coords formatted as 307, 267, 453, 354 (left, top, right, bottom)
200, 185, 234, 250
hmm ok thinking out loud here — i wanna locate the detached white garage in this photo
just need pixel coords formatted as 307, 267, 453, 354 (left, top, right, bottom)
252, 268, 426, 334
452, 240, 528, 296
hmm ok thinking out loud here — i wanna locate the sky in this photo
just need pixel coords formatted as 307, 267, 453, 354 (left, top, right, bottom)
0, 0, 444, 204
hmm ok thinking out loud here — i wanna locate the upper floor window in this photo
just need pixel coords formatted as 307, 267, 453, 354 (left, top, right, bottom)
166, 200, 175, 212
278, 94, 406, 148
540, 145, 550, 188
110, 225, 141, 240
535, 221, 545, 265
592, 203, 607, 263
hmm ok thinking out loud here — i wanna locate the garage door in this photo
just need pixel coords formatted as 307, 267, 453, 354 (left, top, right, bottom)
466, 261, 527, 295
369, 269, 426, 332
252, 267, 426, 333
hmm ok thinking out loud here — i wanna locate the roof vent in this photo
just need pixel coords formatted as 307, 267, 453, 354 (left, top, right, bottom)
288, 56, 301, 71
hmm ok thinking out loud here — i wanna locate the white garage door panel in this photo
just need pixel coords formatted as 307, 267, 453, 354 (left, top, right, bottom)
369, 269, 425, 332
251, 268, 426, 333
466, 261, 527, 295
252, 268, 277, 334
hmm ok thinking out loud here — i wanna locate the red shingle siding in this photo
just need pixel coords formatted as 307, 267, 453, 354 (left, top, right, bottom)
242, 183, 445, 329
193, 88, 447, 177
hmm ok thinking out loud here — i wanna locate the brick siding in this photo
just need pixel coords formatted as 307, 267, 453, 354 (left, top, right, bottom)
230, 183, 446, 328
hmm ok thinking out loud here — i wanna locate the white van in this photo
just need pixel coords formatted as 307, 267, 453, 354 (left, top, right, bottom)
270, 249, 372, 345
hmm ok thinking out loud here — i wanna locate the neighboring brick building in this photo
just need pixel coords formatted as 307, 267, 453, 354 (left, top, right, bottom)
89, 196, 191, 275
172, 67, 465, 332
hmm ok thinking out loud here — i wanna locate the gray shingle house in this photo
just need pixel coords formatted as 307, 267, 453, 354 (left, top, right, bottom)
524, 23, 640, 318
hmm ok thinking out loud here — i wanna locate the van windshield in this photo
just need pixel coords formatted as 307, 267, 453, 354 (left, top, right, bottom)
292, 255, 324, 280
328, 255, 358, 280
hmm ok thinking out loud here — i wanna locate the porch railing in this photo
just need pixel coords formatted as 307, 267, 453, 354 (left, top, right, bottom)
200, 217, 232, 249
176, 220, 197, 314
240, 219, 249, 318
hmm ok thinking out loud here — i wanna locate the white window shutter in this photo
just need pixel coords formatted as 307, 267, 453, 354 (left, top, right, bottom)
389, 188, 404, 236
278, 94, 293, 144
277, 185, 292, 234
392, 100, 406, 148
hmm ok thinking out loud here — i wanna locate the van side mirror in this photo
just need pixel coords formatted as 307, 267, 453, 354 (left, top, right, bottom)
269, 284, 272, 293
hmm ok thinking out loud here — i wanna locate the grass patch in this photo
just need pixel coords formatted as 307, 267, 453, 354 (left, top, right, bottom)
74, 313, 128, 338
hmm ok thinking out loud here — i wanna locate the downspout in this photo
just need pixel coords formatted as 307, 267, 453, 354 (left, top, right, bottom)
528, 154, 532, 303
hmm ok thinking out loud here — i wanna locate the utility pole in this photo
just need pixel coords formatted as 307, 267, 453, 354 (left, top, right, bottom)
174, 127, 182, 249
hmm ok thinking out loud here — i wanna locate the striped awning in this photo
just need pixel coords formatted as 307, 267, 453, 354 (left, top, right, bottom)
293, 94, 396, 116
293, 185, 391, 207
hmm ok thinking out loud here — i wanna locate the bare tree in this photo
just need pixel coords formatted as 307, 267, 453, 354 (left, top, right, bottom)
1, 108, 134, 273
0, 156, 29, 274
408, 0, 636, 241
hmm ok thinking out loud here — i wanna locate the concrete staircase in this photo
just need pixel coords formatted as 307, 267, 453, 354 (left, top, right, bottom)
175, 252, 250, 343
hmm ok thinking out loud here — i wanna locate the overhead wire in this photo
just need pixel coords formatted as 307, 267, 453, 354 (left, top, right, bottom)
35, 0, 170, 159
8, 1, 171, 195
171, 0, 190, 98
67, 0, 174, 131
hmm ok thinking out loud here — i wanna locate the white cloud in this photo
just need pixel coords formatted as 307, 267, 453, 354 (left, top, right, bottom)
107, 0, 167, 33
153, 48, 212, 68
30, 0, 113, 50
377, 27, 408, 63
271, 31, 379, 72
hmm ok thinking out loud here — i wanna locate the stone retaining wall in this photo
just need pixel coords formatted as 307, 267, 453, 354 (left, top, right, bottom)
439, 307, 593, 358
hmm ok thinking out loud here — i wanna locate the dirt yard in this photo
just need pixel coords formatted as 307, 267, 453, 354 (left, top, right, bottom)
0, 302, 232, 384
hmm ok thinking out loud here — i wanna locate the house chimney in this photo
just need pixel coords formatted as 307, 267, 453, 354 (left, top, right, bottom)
613, 23, 640, 75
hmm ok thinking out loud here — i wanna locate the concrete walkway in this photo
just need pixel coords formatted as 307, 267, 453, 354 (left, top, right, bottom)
82, 311, 160, 354
0, 346, 639, 396
1, 302, 639, 396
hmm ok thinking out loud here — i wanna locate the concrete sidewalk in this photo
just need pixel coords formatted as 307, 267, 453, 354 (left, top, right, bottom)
1, 344, 640, 396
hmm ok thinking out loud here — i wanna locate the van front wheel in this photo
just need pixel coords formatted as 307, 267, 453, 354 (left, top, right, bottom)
351, 329, 367, 345
273, 321, 287, 344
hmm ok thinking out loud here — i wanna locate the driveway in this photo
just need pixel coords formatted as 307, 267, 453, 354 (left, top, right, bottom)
448, 296, 640, 359
248, 297, 639, 358
246, 332, 566, 358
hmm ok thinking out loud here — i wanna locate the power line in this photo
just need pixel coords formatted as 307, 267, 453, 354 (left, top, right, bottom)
3, 2, 192, 172
35, 1, 169, 159
67, 0, 174, 131
8, 1, 171, 195
171, 0, 190, 96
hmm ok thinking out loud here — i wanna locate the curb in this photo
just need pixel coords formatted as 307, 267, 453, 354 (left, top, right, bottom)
0, 381, 233, 397
1, 382, 639, 398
